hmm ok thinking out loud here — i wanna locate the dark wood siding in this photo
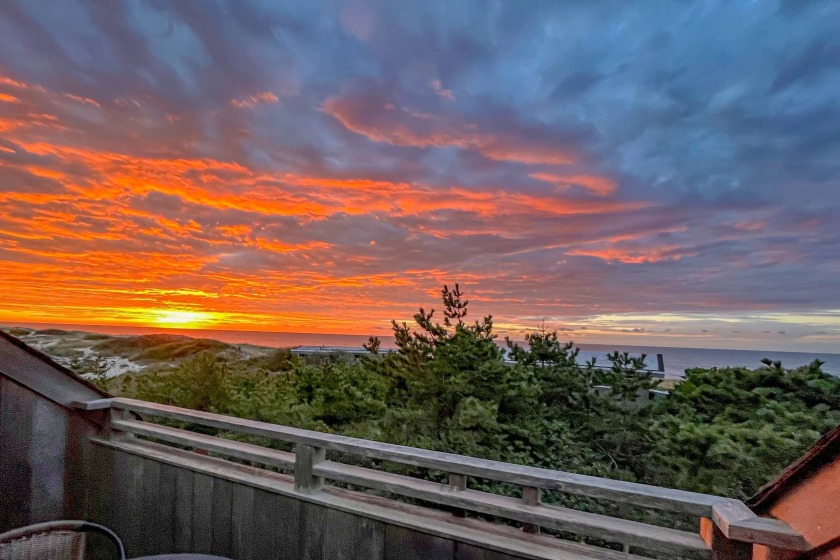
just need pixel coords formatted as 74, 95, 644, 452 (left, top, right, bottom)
0, 376, 95, 532
82, 444, 542, 560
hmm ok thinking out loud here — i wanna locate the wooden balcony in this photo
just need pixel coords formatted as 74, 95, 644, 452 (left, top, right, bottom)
0, 331, 813, 559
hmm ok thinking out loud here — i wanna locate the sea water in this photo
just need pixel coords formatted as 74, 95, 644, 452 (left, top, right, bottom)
4, 322, 838, 378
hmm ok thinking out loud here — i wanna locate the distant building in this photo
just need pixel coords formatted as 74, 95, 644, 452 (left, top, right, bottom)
290, 345, 392, 360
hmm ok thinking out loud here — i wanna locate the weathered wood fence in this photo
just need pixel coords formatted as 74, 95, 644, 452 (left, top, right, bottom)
66, 397, 810, 560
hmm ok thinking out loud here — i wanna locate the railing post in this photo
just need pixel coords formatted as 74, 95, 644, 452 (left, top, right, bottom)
108, 407, 133, 438
448, 473, 467, 517
701, 517, 753, 560
294, 444, 325, 493
522, 486, 541, 534
753, 545, 800, 560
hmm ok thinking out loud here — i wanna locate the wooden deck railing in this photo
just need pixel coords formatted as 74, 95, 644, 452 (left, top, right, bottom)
73, 397, 810, 559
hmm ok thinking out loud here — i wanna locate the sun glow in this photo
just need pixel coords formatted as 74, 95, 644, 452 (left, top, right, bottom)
152, 309, 219, 328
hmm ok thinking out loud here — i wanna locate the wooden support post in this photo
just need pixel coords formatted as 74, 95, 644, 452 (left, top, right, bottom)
448, 473, 467, 490
701, 517, 753, 560
522, 486, 541, 534
108, 407, 132, 438
294, 444, 325, 493
753, 545, 800, 560
448, 473, 467, 517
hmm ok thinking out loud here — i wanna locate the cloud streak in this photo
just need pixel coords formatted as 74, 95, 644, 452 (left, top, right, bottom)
323, 92, 576, 165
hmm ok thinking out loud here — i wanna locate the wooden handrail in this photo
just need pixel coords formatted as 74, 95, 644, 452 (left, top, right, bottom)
74, 397, 811, 553
109, 416, 707, 558
75, 398, 717, 513
312, 460, 708, 558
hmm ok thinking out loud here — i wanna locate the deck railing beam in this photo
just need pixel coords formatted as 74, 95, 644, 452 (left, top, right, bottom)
72, 397, 812, 556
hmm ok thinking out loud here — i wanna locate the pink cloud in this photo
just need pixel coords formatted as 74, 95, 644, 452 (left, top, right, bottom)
567, 241, 695, 264
323, 93, 575, 165
430, 79, 455, 100
230, 92, 279, 109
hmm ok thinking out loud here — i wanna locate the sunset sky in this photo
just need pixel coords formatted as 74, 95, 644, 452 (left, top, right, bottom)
0, 1, 839, 351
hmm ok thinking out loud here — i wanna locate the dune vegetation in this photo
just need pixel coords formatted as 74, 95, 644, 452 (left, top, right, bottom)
85, 284, 840, 508
4, 284, 837, 519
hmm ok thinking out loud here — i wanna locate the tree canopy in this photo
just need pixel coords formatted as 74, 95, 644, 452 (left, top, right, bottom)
128, 284, 840, 503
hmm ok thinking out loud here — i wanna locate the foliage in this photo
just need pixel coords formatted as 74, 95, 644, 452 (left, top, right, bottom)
134, 352, 231, 412
70, 352, 113, 391
123, 284, 840, 506
643, 359, 840, 498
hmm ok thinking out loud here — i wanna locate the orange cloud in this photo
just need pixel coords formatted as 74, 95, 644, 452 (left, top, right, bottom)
0, 76, 27, 89
0, 71, 671, 335
529, 173, 617, 196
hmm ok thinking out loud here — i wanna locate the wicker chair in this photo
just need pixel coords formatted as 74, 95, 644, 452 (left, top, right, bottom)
0, 520, 126, 560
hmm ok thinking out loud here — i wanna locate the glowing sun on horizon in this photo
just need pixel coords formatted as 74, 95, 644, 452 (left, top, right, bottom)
152, 309, 218, 328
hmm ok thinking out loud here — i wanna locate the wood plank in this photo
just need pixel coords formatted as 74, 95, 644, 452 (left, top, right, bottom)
84, 440, 105, 526
174, 467, 194, 551
230, 484, 255, 560
108, 397, 717, 516
756, 546, 801, 560
726, 517, 810, 552
0, 378, 4, 531
112, 419, 295, 469
211, 478, 233, 557
322, 507, 385, 560
314, 460, 708, 559
276, 492, 301, 559
71, 398, 117, 410
157, 463, 178, 554
29, 397, 69, 523
700, 517, 752, 560
449, 473, 468, 518
385, 524, 454, 560
711, 499, 753, 535
140, 459, 162, 557
253, 489, 280, 560
295, 444, 325, 493
522, 487, 541, 534
63, 412, 93, 521
192, 473, 214, 553
299, 502, 327, 560
112, 450, 144, 558
487, 550, 524, 560
456, 543, 487, 560
83, 442, 118, 560
456, 544, 523, 560
712, 500, 810, 551
0, 377, 33, 530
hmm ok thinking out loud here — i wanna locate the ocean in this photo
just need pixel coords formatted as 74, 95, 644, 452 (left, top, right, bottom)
573, 344, 840, 378
3, 321, 839, 378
